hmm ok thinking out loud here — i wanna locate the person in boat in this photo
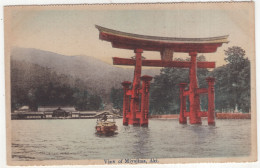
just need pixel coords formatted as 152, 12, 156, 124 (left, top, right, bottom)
102, 114, 108, 121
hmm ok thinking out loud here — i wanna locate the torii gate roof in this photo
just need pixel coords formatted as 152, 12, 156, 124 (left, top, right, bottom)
96, 25, 229, 53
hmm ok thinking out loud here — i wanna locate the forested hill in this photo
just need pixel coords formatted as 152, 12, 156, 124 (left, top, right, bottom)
148, 46, 251, 114
11, 60, 103, 111
10, 47, 160, 111
11, 47, 160, 95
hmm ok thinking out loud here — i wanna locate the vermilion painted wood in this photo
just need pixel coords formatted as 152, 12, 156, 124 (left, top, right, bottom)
198, 111, 208, 117
100, 32, 224, 53
113, 57, 215, 68
195, 88, 208, 95
122, 81, 131, 126
183, 90, 189, 97
207, 77, 216, 125
179, 83, 187, 124
96, 25, 224, 126
140, 75, 153, 126
128, 49, 143, 125
188, 52, 202, 124
184, 112, 190, 118
126, 90, 132, 96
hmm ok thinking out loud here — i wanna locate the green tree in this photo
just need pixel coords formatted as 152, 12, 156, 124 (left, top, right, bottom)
211, 46, 250, 112
224, 46, 246, 64
73, 89, 89, 111
110, 87, 124, 110
149, 56, 210, 115
11, 60, 103, 111
88, 95, 102, 111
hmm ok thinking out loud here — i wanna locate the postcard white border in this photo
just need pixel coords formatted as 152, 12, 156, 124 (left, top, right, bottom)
0, 0, 259, 168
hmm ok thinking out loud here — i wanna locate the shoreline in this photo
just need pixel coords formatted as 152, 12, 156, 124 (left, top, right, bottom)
149, 114, 179, 119
149, 113, 251, 119
11, 113, 251, 120
216, 113, 251, 119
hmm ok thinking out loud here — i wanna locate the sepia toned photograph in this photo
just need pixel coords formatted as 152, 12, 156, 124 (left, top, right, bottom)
4, 1, 256, 166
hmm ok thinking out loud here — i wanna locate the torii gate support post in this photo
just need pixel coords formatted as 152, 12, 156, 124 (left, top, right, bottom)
122, 81, 131, 126
189, 52, 202, 125
207, 77, 216, 125
129, 49, 143, 126
179, 83, 187, 124
140, 75, 153, 127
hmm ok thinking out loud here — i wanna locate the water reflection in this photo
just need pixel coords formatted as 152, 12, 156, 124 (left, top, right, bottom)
95, 132, 118, 137
131, 126, 152, 158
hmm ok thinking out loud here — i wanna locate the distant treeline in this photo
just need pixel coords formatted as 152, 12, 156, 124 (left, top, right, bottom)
11, 60, 102, 111
11, 46, 250, 114
110, 46, 251, 114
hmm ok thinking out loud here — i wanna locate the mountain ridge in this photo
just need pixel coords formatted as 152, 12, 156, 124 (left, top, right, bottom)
11, 47, 161, 94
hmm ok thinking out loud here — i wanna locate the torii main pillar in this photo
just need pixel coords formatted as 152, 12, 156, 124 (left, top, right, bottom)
189, 52, 202, 124
129, 49, 143, 125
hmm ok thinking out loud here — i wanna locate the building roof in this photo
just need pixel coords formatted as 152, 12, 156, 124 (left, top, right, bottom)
19, 106, 29, 110
79, 111, 97, 115
96, 25, 229, 53
12, 112, 44, 115
38, 106, 77, 112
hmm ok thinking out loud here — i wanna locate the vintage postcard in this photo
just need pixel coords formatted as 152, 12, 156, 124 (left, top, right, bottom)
4, 1, 256, 166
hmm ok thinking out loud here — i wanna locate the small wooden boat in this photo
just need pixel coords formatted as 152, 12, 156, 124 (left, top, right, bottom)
95, 120, 118, 134
95, 112, 118, 135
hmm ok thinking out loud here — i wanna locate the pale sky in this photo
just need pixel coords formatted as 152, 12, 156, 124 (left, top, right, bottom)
6, 3, 255, 67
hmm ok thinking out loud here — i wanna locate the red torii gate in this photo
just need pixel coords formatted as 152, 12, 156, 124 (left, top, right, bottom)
96, 25, 228, 126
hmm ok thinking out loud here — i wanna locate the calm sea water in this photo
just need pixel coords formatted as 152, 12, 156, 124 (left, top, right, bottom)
11, 119, 251, 161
